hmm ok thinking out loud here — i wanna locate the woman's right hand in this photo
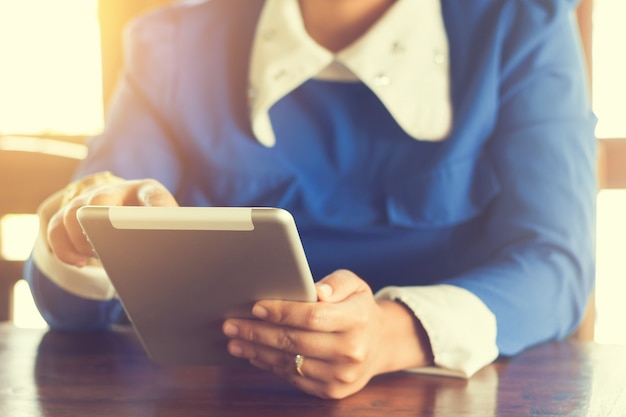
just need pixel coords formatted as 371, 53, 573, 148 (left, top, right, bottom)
40, 172, 178, 267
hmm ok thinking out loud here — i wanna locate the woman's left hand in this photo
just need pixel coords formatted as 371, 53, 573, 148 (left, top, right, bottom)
222, 269, 433, 399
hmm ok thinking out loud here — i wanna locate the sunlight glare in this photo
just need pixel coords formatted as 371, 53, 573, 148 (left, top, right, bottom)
0, 214, 39, 260
595, 190, 626, 346
0, 0, 103, 135
13, 280, 47, 329
592, 0, 626, 138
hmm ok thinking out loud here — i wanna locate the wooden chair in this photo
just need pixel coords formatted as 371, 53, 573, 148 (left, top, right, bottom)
0, 136, 85, 321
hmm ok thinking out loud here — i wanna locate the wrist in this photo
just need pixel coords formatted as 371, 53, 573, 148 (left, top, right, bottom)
376, 299, 434, 375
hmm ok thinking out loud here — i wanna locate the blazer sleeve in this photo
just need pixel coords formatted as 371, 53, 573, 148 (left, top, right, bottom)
442, 1, 597, 355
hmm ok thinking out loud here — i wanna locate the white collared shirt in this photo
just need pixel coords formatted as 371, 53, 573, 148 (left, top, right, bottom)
248, 0, 452, 146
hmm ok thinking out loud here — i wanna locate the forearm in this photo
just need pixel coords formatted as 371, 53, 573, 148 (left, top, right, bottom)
446, 249, 593, 355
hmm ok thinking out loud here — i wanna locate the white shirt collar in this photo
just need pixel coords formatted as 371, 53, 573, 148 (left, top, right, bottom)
248, 0, 452, 147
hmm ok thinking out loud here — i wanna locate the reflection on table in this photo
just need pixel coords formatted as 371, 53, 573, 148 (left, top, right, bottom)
0, 323, 625, 416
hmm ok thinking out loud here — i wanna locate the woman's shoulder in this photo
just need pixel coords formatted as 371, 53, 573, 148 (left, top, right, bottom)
124, 0, 264, 44
443, 0, 579, 27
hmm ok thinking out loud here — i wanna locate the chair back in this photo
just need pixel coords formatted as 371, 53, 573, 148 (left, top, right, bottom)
0, 136, 85, 321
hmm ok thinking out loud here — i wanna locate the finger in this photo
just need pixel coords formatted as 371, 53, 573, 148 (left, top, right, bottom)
63, 186, 128, 259
47, 209, 89, 267
134, 180, 178, 207
315, 269, 372, 303
62, 196, 97, 258
223, 318, 339, 356
239, 343, 368, 400
80, 179, 175, 207
44, 177, 177, 268
71, 180, 171, 249
251, 298, 363, 333
226, 338, 331, 384
75, 178, 176, 207
253, 271, 373, 332
47, 182, 130, 266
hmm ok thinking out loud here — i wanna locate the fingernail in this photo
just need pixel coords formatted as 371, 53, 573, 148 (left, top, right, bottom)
252, 305, 268, 319
140, 186, 162, 207
228, 342, 243, 357
223, 322, 239, 337
316, 283, 333, 299
73, 257, 88, 268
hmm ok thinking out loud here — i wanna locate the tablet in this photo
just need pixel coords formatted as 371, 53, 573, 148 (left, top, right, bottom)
76, 206, 317, 366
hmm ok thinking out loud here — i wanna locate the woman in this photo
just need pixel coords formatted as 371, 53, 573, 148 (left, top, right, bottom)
26, 0, 596, 399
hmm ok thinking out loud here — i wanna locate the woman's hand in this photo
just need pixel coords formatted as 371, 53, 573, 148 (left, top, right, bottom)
41, 172, 178, 267
222, 270, 433, 399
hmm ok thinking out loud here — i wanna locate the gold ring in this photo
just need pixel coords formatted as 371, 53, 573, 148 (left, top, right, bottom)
294, 354, 305, 377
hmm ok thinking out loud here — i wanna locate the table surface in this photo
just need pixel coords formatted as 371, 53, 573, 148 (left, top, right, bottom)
1, 323, 625, 417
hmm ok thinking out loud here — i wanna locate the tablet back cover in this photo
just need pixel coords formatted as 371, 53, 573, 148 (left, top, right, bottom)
77, 206, 316, 366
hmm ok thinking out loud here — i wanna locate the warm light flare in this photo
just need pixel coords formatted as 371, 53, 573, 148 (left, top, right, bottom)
0, 0, 103, 135
593, 0, 626, 138
595, 190, 626, 346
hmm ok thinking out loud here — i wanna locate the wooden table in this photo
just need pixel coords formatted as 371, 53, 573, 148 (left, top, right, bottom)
1, 323, 625, 416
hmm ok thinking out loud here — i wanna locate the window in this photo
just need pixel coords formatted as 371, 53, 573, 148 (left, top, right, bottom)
0, 0, 103, 327
592, 0, 626, 345
595, 190, 626, 345
0, 214, 44, 328
0, 0, 103, 136
592, 0, 626, 139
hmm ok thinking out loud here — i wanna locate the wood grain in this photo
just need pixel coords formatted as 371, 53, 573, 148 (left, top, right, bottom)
1, 323, 625, 416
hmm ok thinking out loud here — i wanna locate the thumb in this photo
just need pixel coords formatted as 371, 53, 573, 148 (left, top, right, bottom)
315, 269, 372, 303
136, 181, 178, 207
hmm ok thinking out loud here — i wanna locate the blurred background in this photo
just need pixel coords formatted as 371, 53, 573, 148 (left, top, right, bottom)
0, 0, 624, 346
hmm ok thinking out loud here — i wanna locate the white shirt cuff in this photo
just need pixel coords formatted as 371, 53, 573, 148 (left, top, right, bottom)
375, 284, 498, 378
32, 234, 116, 301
